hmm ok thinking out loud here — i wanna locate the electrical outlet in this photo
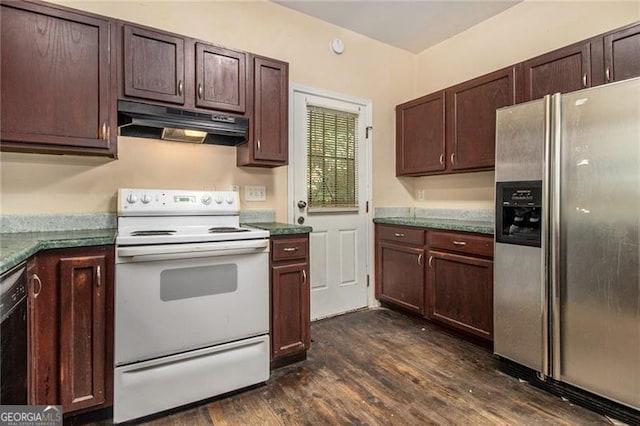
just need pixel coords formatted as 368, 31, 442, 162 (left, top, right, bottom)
416, 189, 426, 201
229, 185, 239, 192
245, 185, 266, 202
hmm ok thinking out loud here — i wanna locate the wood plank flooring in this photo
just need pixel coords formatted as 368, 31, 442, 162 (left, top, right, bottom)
117, 309, 611, 425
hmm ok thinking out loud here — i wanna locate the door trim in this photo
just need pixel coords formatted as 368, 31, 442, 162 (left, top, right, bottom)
287, 83, 374, 312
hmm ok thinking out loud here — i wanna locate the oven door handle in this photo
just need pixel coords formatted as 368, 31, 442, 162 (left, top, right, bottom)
117, 239, 269, 261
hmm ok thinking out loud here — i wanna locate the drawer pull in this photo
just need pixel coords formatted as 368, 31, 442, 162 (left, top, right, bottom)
283, 247, 298, 252
417, 253, 423, 266
452, 240, 467, 246
394, 233, 405, 238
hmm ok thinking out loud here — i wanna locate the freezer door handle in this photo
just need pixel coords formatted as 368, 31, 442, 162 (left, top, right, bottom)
550, 93, 563, 379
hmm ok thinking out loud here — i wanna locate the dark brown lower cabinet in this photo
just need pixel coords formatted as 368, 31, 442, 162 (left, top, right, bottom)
27, 246, 114, 414
375, 223, 494, 343
427, 251, 493, 340
270, 235, 310, 367
376, 241, 424, 314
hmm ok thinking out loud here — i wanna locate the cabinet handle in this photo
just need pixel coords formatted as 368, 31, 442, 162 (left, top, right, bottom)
450, 153, 455, 165
283, 247, 298, 252
394, 233, 405, 238
100, 122, 107, 140
605, 66, 611, 82
439, 154, 444, 165
302, 269, 307, 284
32, 274, 42, 298
96, 266, 101, 287
257, 139, 261, 151
178, 80, 183, 96
428, 255, 433, 268
452, 240, 467, 246
198, 83, 203, 99
582, 73, 587, 87
417, 253, 423, 266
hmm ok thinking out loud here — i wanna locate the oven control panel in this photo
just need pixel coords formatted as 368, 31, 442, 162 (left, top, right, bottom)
118, 188, 239, 216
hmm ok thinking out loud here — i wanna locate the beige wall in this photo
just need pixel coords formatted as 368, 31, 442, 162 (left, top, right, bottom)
410, 0, 640, 210
0, 0, 416, 218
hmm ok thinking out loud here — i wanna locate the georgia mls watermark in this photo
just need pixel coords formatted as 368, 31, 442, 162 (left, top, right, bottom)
0, 405, 62, 426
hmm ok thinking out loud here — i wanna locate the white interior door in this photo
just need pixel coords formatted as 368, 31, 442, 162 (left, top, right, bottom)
290, 86, 371, 320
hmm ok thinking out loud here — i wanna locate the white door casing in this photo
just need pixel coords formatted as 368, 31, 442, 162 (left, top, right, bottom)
288, 84, 373, 320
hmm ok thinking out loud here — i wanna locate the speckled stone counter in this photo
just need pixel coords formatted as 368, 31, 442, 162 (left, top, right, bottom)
246, 222, 313, 236
373, 217, 494, 235
0, 229, 116, 274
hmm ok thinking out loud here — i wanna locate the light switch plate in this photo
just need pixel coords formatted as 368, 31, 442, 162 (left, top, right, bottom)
245, 185, 266, 202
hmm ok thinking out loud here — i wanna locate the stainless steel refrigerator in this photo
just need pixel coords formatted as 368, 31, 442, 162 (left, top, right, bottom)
494, 77, 639, 418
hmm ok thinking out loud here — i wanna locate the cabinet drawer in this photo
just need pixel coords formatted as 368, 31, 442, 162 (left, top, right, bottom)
377, 225, 424, 246
272, 238, 308, 262
428, 231, 493, 257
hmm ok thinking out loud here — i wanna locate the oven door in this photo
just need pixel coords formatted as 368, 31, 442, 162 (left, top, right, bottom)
115, 239, 269, 366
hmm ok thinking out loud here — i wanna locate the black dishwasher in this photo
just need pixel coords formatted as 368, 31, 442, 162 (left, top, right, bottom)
0, 262, 28, 404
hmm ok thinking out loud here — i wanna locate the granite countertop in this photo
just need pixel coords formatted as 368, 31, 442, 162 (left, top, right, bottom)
373, 217, 494, 235
0, 229, 117, 274
245, 222, 313, 235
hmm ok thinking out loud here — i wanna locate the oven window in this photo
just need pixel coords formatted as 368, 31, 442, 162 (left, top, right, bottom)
160, 264, 237, 301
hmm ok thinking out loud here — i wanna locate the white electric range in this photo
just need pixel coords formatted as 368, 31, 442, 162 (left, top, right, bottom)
114, 188, 270, 423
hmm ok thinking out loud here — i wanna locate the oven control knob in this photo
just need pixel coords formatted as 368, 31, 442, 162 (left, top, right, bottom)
141, 194, 152, 204
215, 196, 223, 205
126, 193, 138, 204
225, 196, 234, 205
201, 195, 212, 205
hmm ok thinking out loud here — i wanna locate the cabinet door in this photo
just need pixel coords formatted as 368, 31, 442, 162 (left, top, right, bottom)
59, 254, 107, 412
427, 251, 493, 340
28, 246, 113, 413
271, 262, 310, 358
396, 92, 446, 176
28, 256, 59, 405
123, 25, 185, 104
604, 23, 640, 83
447, 67, 515, 171
253, 56, 288, 163
377, 241, 424, 314
195, 43, 246, 113
522, 42, 591, 101
0, 1, 115, 155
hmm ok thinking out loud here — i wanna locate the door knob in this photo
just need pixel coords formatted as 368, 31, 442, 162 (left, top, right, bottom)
297, 216, 305, 224
297, 200, 307, 209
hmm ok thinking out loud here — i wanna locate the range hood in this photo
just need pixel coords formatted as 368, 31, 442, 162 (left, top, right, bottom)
117, 100, 249, 146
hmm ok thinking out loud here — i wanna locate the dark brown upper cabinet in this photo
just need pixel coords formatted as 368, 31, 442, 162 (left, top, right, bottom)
237, 55, 289, 167
0, 0, 116, 157
447, 67, 515, 171
522, 41, 591, 101
396, 67, 514, 176
396, 92, 446, 176
195, 43, 246, 113
123, 25, 186, 105
604, 22, 640, 83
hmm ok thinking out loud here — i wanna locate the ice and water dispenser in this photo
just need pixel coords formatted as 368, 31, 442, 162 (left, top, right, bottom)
496, 181, 542, 247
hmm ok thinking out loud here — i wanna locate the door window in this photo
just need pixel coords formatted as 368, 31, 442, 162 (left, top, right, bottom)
307, 106, 359, 210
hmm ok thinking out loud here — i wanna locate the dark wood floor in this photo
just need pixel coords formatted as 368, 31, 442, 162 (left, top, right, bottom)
120, 308, 609, 425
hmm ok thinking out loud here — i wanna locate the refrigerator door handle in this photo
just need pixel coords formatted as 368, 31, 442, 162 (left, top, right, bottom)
541, 95, 552, 379
550, 92, 563, 379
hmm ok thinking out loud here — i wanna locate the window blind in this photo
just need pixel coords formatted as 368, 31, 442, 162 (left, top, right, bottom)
307, 106, 358, 209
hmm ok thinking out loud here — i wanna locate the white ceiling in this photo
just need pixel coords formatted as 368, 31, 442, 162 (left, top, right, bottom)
274, 0, 522, 54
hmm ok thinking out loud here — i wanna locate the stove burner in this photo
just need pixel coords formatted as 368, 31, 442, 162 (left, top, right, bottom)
208, 227, 250, 234
130, 230, 177, 236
